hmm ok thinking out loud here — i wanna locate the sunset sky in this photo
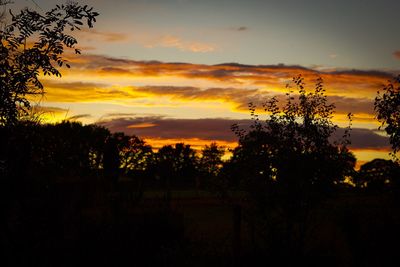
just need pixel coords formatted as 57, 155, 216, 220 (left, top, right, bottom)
10, 0, 400, 164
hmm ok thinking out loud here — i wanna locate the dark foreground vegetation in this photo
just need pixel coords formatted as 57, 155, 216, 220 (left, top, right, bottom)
1, 77, 400, 267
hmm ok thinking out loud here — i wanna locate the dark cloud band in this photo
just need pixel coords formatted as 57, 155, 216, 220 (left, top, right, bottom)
99, 116, 389, 150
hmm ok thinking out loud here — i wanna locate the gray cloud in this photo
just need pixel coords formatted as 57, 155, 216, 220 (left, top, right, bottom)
67, 114, 92, 120
31, 106, 69, 114
98, 116, 389, 150
334, 128, 390, 149
69, 54, 398, 86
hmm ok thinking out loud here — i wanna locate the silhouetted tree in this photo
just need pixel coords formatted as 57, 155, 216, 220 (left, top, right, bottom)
230, 76, 354, 192
116, 133, 154, 175
103, 133, 121, 188
198, 142, 225, 189
375, 75, 400, 157
155, 143, 198, 189
111, 133, 154, 199
356, 158, 400, 191
0, 2, 98, 125
1, 121, 110, 180
227, 76, 355, 262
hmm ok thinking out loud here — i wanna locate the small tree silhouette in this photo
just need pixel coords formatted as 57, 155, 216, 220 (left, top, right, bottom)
116, 133, 154, 175
198, 142, 225, 189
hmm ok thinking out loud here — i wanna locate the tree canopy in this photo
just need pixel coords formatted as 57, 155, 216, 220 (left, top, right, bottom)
229, 76, 355, 195
375, 75, 400, 157
0, 2, 98, 125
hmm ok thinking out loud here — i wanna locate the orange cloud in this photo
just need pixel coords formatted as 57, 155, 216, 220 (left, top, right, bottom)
77, 29, 130, 43
39, 80, 138, 102
393, 51, 400, 60
128, 123, 157, 129
62, 55, 394, 94
130, 85, 377, 120
38, 54, 399, 131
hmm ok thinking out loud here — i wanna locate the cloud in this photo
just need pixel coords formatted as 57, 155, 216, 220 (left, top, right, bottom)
346, 128, 390, 150
127, 122, 158, 129
67, 114, 92, 121
78, 29, 130, 43
40, 79, 379, 118
41, 80, 136, 102
31, 106, 69, 114
393, 50, 400, 60
144, 35, 216, 53
328, 96, 374, 114
229, 26, 248, 31
99, 67, 133, 75
133, 85, 263, 105
99, 116, 240, 142
65, 54, 395, 91
132, 85, 376, 115
42, 54, 400, 126
98, 116, 390, 150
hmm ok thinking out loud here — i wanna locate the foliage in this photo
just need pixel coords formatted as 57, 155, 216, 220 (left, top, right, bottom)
356, 158, 400, 191
113, 132, 154, 174
226, 76, 355, 259
199, 143, 224, 176
230, 76, 355, 194
198, 142, 225, 189
375, 75, 400, 156
0, 120, 111, 195
154, 143, 198, 188
0, 2, 98, 125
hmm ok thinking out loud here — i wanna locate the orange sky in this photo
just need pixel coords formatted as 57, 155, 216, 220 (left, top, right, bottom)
31, 53, 395, 165
12, 0, 399, 166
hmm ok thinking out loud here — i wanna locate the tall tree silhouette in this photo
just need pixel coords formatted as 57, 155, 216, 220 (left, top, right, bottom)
375, 75, 400, 157
0, 2, 98, 125
228, 76, 355, 262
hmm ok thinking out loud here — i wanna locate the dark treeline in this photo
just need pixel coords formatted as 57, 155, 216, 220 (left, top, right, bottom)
2, 119, 399, 195
0, 120, 225, 190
